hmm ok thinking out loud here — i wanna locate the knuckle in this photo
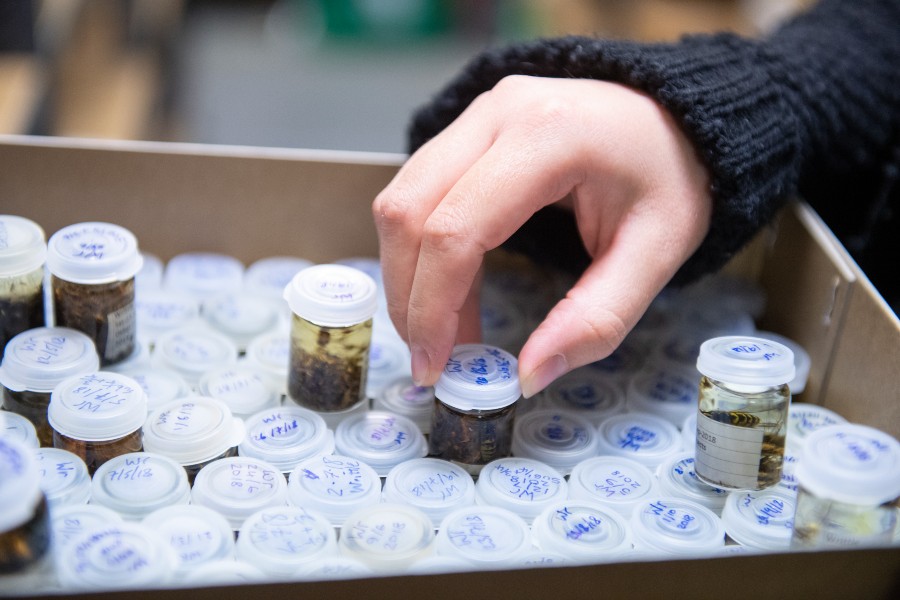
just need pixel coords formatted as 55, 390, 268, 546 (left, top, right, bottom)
421, 204, 477, 254
372, 185, 418, 231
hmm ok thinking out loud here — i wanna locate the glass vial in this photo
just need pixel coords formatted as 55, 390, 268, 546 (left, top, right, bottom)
694, 336, 795, 491
0, 436, 51, 576
47, 222, 143, 366
791, 423, 900, 549
428, 344, 521, 475
283, 264, 378, 412
0, 215, 47, 353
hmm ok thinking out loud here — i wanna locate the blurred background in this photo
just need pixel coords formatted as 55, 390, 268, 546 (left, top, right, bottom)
1, 0, 810, 154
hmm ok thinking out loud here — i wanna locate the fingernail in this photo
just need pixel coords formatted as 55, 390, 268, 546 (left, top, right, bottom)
411, 344, 430, 387
521, 354, 568, 399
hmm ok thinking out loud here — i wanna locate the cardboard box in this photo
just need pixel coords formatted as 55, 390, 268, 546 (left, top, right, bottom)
1, 134, 898, 598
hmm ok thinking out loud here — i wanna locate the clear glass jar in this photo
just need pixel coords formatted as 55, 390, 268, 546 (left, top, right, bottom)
694, 336, 794, 491
0, 216, 47, 354
283, 264, 378, 412
428, 344, 521, 475
47, 222, 143, 366
0, 436, 51, 575
791, 423, 900, 549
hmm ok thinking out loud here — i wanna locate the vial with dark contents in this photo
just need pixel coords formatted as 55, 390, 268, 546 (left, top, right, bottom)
0, 327, 99, 447
0, 216, 47, 354
428, 344, 521, 476
791, 423, 900, 549
283, 264, 377, 413
47, 371, 147, 475
0, 436, 52, 577
693, 336, 794, 491
46, 222, 143, 367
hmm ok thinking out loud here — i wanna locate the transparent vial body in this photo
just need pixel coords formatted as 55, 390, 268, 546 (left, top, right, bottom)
0, 495, 50, 575
694, 376, 789, 491
52, 429, 143, 476
2, 388, 52, 447
52, 276, 136, 367
287, 314, 372, 412
428, 397, 516, 475
0, 267, 45, 352
791, 486, 898, 549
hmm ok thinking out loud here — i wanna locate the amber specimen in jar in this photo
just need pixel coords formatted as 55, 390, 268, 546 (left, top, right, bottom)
0, 496, 51, 575
0, 269, 45, 353
428, 398, 516, 471
1, 388, 52, 447
53, 429, 143, 476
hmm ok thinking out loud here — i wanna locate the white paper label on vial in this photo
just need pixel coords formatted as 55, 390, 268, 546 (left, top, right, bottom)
104, 301, 135, 361
694, 412, 763, 490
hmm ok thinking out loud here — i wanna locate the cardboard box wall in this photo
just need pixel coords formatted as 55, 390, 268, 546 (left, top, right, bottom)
0, 134, 898, 598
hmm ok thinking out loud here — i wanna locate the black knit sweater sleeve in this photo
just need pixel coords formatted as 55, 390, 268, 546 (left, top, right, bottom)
407, 0, 900, 287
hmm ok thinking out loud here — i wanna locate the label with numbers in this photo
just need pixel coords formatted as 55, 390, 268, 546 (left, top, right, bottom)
694, 412, 763, 490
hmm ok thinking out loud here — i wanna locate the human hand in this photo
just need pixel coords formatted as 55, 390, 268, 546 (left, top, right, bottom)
372, 75, 712, 397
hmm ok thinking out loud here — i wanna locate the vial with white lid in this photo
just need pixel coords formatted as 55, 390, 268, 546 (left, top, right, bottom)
286, 454, 382, 527
239, 405, 334, 473
151, 327, 238, 389
694, 336, 794, 491
595, 412, 682, 469
202, 292, 283, 353
630, 496, 725, 557
135, 252, 163, 290
91, 452, 191, 520
142, 504, 235, 574
142, 396, 245, 484
48, 371, 147, 475
0, 215, 47, 352
0, 327, 99, 446
530, 500, 633, 563
334, 410, 428, 476
475, 457, 568, 524
655, 452, 728, 515
511, 408, 599, 475
163, 252, 244, 300
283, 264, 377, 413
244, 255, 314, 301
365, 332, 412, 400
0, 411, 39, 449
721, 489, 796, 550
49, 503, 123, 550
191, 456, 288, 531
786, 402, 847, 450
116, 365, 190, 413
133, 288, 200, 348
374, 376, 435, 435
339, 503, 435, 573
537, 367, 627, 427
0, 436, 51, 575
297, 556, 374, 580
236, 505, 338, 578
176, 560, 265, 587
47, 222, 143, 366
568, 455, 660, 518
626, 367, 699, 428
243, 330, 290, 396
35, 447, 91, 507
434, 505, 532, 569
382, 458, 476, 528
198, 366, 281, 419
755, 330, 811, 395
55, 522, 177, 591
429, 344, 521, 475
791, 423, 900, 549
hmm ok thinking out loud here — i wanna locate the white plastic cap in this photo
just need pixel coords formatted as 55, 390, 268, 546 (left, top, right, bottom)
339, 503, 435, 573
236, 506, 338, 577
163, 252, 244, 299
142, 396, 245, 466
244, 256, 314, 300
134, 289, 201, 344
91, 452, 191, 520
435, 505, 532, 568
176, 560, 266, 586
435, 344, 521, 411
721, 489, 796, 550
116, 366, 190, 413
191, 456, 288, 530
0, 215, 46, 276
567, 455, 659, 518
511, 409, 599, 475
35, 447, 91, 507
696, 336, 795, 387
475, 457, 568, 523
755, 331, 811, 394
374, 376, 435, 434
296, 556, 375, 581
531, 500, 632, 562
655, 452, 728, 514
382, 458, 477, 527
135, 252, 164, 290
0, 411, 39, 448
334, 410, 428, 476
286, 454, 382, 526
538, 367, 627, 426
239, 405, 334, 472
46, 222, 142, 284
630, 497, 725, 557
786, 402, 847, 449
365, 333, 412, 399
151, 327, 238, 388
50, 504, 124, 549
0, 327, 99, 392
202, 292, 283, 351
626, 367, 699, 428
47, 372, 147, 441
595, 412, 683, 468
198, 366, 280, 418
0, 435, 43, 533
142, 504, 235, 572
283, 263, 378, 328
796, 423, 900, 505
243, 330, 290, 395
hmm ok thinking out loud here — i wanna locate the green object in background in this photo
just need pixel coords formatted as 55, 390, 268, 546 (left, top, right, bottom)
314, 0, 453, 41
